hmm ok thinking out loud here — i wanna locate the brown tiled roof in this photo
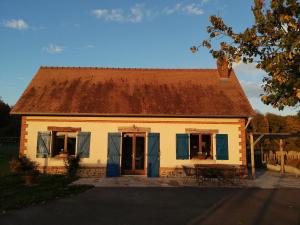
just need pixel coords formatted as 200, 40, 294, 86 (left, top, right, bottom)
11, 67, 255, 117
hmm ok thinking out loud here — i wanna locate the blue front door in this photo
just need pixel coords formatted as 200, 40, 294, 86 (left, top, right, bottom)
106, 132, 121, 177
147, 133, 160, 177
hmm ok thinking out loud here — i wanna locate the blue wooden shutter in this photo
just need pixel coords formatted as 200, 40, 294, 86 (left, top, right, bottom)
216, 134, 229, 160
77, 132, 91, 158
147, 133, 160, 177
176, 134, 189, 160
36, 131, 51, 158
106, 132, 121, 177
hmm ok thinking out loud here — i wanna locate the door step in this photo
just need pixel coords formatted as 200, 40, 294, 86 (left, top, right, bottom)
122, 175, 147, 178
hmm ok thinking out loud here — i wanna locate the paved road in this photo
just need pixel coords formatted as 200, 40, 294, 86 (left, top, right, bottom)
1, 188, 300, 225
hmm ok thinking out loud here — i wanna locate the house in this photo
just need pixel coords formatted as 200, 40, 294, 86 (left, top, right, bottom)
11, 60, 255, 177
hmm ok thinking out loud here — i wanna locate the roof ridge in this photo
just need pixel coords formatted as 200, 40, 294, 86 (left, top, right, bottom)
39, 66, 217, 71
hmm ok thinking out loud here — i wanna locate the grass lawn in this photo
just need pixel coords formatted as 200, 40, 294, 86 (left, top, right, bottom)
0, 142, 19, 176
0, 174, 93, 212
0, 142, 93, 212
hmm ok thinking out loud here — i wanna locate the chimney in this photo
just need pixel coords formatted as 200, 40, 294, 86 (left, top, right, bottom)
217, 57, 232, 78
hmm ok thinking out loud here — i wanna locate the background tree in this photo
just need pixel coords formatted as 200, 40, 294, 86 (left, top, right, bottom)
191, 0, 300, 110
0, 98, 11, 128
0, 97, 20, 137
248, 112, 300, 151
266, 113, 287, 133
249, 112, 269, 133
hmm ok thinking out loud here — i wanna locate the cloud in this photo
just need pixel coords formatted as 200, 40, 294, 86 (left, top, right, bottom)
91, 3, 204, 23
128, 4, 145, 23
233, 62, 264, 76
240, 80, 264, 98
92, 9, 124, 22
184, 4, 204, 15
164, 3, 204, 16
3, 19, 28, 30
91, 4, 147, 23
164, 4, 182, 15
43, 44, 64, 54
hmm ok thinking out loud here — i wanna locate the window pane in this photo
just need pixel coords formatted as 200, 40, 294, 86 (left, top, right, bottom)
135, 136, 145, 170
190, 134, 199, 159
53, 133, 65, 156
122, 135, 133, 170
67, 137, 76, 155
201, 134, 212, 159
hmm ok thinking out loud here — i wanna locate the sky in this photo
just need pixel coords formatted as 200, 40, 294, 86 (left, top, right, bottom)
0, 0, 298, 116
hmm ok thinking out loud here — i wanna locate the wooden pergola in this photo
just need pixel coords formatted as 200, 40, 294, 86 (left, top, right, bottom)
249, 132, 300, 178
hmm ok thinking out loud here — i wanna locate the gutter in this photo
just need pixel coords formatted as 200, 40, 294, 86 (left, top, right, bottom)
10, 111, 255, 119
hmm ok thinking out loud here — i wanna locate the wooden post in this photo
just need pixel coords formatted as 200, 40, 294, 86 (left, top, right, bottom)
261, 145, 264, 163
280, 139, 285, 175
250, 133, 255, 179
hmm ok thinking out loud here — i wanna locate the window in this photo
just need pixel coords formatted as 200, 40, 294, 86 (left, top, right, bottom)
176, 133, 213, 160
190, 133, 212, 159
36, 129, 91, 159
52, 132, 77, 157
176, 132, 229, 160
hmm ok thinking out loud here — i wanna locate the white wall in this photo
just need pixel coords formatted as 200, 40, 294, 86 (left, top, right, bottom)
24, 116, 244, 168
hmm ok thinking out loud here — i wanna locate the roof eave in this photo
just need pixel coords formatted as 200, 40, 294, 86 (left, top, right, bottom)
10, 111, 256, 118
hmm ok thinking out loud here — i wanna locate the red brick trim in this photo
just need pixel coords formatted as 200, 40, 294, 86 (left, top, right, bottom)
47, 126, 81, 132
19, 116, 28, 156
238, 119, 247, 166
185, 128, 219, 134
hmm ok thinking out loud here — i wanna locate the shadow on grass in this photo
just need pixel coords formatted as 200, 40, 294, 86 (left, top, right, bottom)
0, 142, 93, 212
0, 174, 93, 212
0, 142, 19, 176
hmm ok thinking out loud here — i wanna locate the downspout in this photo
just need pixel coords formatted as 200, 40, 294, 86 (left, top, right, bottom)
245, 117, 253, 130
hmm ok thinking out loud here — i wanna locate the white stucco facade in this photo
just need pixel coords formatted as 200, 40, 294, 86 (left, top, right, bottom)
20, 116, 246, 177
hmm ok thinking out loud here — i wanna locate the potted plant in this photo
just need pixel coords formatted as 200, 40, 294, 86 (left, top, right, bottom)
9, 156, 39, 185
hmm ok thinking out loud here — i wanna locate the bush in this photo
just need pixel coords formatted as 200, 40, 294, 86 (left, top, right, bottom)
64, 154, 81, 178
9, 156, 39, 175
